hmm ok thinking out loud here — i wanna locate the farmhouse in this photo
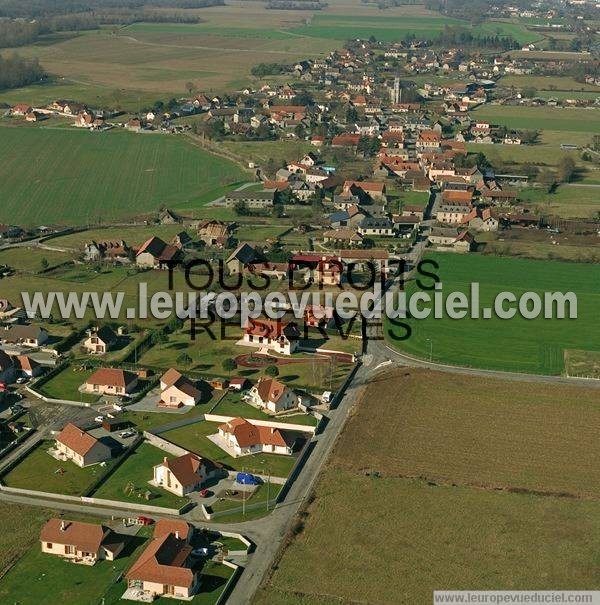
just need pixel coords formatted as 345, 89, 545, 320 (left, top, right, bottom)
247, 377, 299, 413
2, 325, 48, 347
84, 240, 130, 263
437, 204, 473, 225
428, 227, 475, 252
136, 237, 182, 270
125, 525, 199, 601
461, 207, 499, 231
217, 418, 293, 457
40, 519, 125, 565
224, 190, 275, 209
82, 368, 138, 397
159, 369, 204, 408
54, 423, 112, 467
226, 242, 263, 275
358, 216, 395, 237
82, 326, 117, 355
243, 318, 300, 355
152, 453, 218, 497
342, 180, 387, 202
197, 219, 231, 247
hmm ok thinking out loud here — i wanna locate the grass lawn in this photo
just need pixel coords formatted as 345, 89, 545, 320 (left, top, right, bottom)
0, 125, 244, 226
210, 483, 283, 519
0, 247, 73, 273
2, 440, 110, 495
518, 184, 600, 219
387, 253, 600, 374
37, 366, 99, 404
162, 421, 297, 478
91, 442, 189, 509
211, 393, 318, 427
255, 368, 600, 604
216, 536, 248, 553
0, 526, 149, 605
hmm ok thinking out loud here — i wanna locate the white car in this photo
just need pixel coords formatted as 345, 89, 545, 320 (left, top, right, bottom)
16, 377, 29, 384
119, 430, 136, 439
192, 547, 209, 557
94, 415, 104, 423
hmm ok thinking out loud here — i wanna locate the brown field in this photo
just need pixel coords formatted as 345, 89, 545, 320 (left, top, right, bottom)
334, 369, 600, 498
255, 368, 600, 604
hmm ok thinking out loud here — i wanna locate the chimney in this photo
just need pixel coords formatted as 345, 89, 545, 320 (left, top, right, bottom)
163, 457, 168, 464
271, 428, 275, 434
175, 530, 180, 540
60, 520, 66, 531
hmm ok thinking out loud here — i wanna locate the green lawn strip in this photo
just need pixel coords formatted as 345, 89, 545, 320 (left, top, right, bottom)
387, 253, 600, 374
2, 440, 110, 495
162, 421, 296, 477
37, 366, 99, 403
215, 536, 248, 552
210, 483, 282, 515
0, 528, 149, 605
211, 393, 318, 427
91, 442, 189, 509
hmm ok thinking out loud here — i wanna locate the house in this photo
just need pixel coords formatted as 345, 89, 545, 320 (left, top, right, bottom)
125, 524, 199, 601
339, 248, 390, 274
159, 369, 204, 408
226, 242, 262, 275
322, 229, 363, 246
428, 227, 475, 252
437, 204, 473, 225
402, 205, 425, 220
2, 325, 48, 347
247, 377, 299, 413
217, 418, 293, 457
82, 368, 138, 397
83, 326, 117, 355
152, 453, 218, 497
342, 181, 387, 202
40, 519, 125, 565
224, 190, 275, 209
358, 217, 395, 237
0, 224, 24, 239
14, 354, 42, 378
304, 305, 336, 329
83, 240, 130, 263
197, 220, 231, 247
243, 319, 300, 355
54, 423, 112, 467
136, 237, 182, 270
228, 377, 248, 391
289, 253, 342, 286
11, 104, 32, 116
461, 207, 498, 232
171, 231, 193, 250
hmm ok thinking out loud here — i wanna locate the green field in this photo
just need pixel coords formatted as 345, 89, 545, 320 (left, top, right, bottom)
2, 440, 110, 495
471, 105, 598, 133
92, 442, 189, 509
290, 14, 539, 45
0, 125, 244, 226
387, 253, 600, 374
162, 421, 297, 478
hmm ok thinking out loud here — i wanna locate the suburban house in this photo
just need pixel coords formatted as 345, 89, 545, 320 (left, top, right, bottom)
14, 354, 42, 378
2, 325, 48, 347
224, 190, 275, 209
40, 519, 125, 565
82, 368, 139, 397
243, 319, 300, 355
125, 523, 200, 601
247, 377, 299, 413
82, 326, 118, 355
152, 453, 218, 497
136, 237, 182, 270
217, 417, 293, 457
159, 369, 204, 408
290, 253, 342, 286
54, 423, 112, 467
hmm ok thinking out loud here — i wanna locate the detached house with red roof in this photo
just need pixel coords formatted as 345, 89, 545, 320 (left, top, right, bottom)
243, 318, 300, 356
125, 522, 199, 601
82, 368, 138, 397
54, 423, 112, 467
152, 453, 218, 497
159, 369, 204, 408
217, 418, 293, 456
40, 519, 125, 565
247, 377, 299, 413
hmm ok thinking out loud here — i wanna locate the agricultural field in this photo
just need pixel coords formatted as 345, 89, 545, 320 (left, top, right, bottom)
387, 253, 600, 374
255, 368, 600, 604
0, 124, 245, 226
471, 105, 598, 133
518, 184, 600, 219
499, 74, 600, 93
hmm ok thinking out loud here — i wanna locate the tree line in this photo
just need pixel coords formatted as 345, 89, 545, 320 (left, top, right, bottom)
0, 53, 46, 90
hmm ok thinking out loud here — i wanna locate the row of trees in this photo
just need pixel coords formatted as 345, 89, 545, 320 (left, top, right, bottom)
0, 53, 46, 90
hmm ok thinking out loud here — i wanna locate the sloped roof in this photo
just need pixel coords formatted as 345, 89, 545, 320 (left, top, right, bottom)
86, 368, 137, 388
40, 519, 112, 553
56, 423, 102, 457
219, 417, 288, 448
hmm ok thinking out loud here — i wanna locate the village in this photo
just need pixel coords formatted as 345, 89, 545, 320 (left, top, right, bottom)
0, 7, 599, 603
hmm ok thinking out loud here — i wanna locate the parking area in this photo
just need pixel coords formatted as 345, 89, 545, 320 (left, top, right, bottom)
87, 425, 139, 449
127, 388, 190, 415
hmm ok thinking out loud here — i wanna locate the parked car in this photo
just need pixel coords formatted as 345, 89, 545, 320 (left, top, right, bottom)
199, 488, 211, 498
137, 516, 154, 526
16, 377, 29, 384
236, 472, 262, 486
119, 429, 136, 439
94, 415, 104, 423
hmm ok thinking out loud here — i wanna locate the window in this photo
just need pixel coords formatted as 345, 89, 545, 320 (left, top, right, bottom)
46, 543, 52, 548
